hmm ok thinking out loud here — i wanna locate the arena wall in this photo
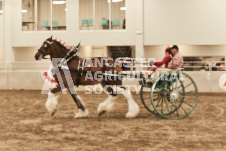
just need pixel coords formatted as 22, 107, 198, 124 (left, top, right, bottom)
0, 71, 224, 92
144, 45, 226, 61
2, 0, 226, 49
0, 72, 7, 90
144, 0, 226, 45
12, 45, 226, 62
0, 16, 3, 47
0, 47, 4, 62
1, 0, 226, 93
11, 0, 136, 47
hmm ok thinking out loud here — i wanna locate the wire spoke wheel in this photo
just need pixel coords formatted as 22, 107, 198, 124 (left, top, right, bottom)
151, 71, 198, 119
140, 85, 159, 115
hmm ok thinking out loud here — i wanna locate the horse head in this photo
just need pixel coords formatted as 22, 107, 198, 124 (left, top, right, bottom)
35, 36, 81, 61
35, 36, 54, 60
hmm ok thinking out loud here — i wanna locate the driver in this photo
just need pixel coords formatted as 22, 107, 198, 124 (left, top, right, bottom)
168, 45, 184, 71
147, 45, 183, 84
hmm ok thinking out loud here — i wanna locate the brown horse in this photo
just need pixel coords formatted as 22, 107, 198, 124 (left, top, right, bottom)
35, 36, 139, 118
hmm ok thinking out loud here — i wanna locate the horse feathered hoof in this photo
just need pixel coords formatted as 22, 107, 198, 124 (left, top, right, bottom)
98, 110, 106, 116
51, 109, 56, 116
97, 98, 115, 117
74, 114, 83, 119
126, 104, 140, 118
126, 112, 137, 118
74, 109, 89, 118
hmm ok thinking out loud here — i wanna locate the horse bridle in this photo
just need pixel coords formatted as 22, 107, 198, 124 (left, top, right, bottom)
38, 40, 53, 59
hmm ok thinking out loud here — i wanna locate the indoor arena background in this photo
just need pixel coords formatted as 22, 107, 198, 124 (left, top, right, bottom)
1, 0, 226, 150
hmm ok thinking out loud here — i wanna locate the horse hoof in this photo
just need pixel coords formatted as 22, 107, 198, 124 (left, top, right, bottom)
51, 110, 56, 116
98, 110, 106, 116
126, 112, 138, 118
126, 103, 140, 118
74, 114, 83, 119
74, 109, 89, 118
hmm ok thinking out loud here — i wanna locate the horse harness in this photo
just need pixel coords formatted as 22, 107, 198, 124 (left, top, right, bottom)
53, 51, 117, 87
76, 58, 85, 87
76, 58, 115, 87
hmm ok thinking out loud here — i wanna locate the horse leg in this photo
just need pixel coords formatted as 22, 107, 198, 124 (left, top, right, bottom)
97, 81, 117, 116
68, 87, 89, 118
117, 86, 140, 118
45, 86, 61, 116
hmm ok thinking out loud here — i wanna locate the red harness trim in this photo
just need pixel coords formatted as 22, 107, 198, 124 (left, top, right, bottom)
43, 72, 57, 84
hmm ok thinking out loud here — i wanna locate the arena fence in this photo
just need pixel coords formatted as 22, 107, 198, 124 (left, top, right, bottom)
0, 61, 225, 92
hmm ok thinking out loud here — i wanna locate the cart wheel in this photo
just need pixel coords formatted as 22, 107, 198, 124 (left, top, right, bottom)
151, 72, 198, 119
140, 85, 159, 115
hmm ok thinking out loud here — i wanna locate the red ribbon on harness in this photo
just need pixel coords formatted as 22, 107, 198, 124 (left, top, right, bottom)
43, 72, 57, 84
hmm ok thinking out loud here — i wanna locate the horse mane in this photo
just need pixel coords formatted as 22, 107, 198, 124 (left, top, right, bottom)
53, 40, 69, 51
45, 37, 70, 57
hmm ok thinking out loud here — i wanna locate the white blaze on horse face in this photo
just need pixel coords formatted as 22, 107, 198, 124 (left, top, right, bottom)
45, 92, 59, 115
116, 87, 140, 118
38, 53, 43, 60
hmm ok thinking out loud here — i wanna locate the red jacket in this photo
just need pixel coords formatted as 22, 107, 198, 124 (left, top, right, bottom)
154, 56, 172, 68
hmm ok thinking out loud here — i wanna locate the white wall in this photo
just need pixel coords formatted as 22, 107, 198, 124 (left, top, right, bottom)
5, 0, 226, 49
0, 1, 2, 11
7, 72, 45, 90
78, 46, 108, 58
1, 0, 226, 92
0, 71, 224, 92
0, 18, 3, 46
0, 72, 7, 90
0, 47, 4, 62
11, 0, 136, 47
0, 1, 3, 47
14, 47, 39, 61
77, 46, 93, 58
144, 0, 226, 45
13, 46, 108, 61
0, 0, 3, 53
144, 45, 226, 61
16, 44, 226, 62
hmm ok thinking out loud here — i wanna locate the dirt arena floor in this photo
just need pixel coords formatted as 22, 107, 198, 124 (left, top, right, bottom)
0, 90, 226, 151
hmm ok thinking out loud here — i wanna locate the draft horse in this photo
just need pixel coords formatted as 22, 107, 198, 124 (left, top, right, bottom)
35, 36, 140, 118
